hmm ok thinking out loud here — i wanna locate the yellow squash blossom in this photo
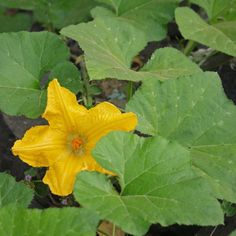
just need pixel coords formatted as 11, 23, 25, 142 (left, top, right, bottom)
12, 79, 137, 196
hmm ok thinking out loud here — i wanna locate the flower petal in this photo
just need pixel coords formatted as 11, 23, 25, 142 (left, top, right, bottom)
43, 79, 87, 132
84, 102, 137, 148
12, 125, 67, 167
82, 154, 114, 176
43, 153, 83, 196
43, 153, 113, 196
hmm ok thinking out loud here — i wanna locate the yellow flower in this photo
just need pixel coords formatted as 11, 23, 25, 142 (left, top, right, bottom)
12, 79, 137, 196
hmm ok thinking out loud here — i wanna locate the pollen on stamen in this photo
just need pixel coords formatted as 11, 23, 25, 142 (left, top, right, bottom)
71, 138, 83, 150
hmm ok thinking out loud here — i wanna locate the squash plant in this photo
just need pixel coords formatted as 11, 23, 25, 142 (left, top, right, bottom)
0, 0, 236, 235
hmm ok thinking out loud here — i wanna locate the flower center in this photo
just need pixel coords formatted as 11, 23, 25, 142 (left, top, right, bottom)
71, 137, 83, 151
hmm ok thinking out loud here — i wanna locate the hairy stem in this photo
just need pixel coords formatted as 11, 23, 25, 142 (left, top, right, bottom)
78, 55, 93, 108
127, 81, 134, 101
183, 40, 197, 56
112, 223, 116, 236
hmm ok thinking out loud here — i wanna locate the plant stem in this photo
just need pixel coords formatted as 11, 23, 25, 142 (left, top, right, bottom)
127, 81, 134, 101
198, 50, 217, 67
112, 223, 116, 236
79, 55, 93, 108
46, 22, 55, 32
183, 40, 197, 56
209, 225, 218, 236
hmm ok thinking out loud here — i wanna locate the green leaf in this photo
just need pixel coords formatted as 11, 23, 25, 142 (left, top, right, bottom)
190, 0, 236, 22
0, 172, 33, 207
213, 21, 236, 44
0, 0, 98, 29
0, 7, 32, 33
61, 18, 200, 81
33, 0, 98, 29
61, 17, 147, 81
95, 0, 179, 23
221, 200, 236, 217
0, 206, 99, 236
76, 132, 223, 236
92, 0, 181, 41
127, 72, 236, 203
175, 7, 236, 56
0, 31, 74, 118
140, 47, 201, 80
49, 62, 82, 94
230, 230, 236, 236
0, 0, 34, 10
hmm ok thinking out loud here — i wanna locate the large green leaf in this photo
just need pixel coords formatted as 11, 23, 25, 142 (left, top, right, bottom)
140, 47, 201, 79
76, 132, 223, 236
49, 62, 82, 94
127, 72, 236, 203
92, 0, 180, 41
0, 31, 80, 118
0, 0, 34, 10
0, 0, 97, 29
175, 7, 236, 56
61, 17, 200, 81
33, 0, 98, 29
190, 0, 236, 21
61, 17, 147, 81
0, 206, 99, 236
213, 21, 236, 44
0, 7, 32, 33
0, 172, 33, 207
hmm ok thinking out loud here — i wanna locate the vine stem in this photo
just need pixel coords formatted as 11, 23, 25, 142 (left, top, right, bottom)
127, 81, 134, 101
209, 225, 218, 236
77, 55, 93, 108
112, 223, 116, 236
198, 50, 217, 67
183, 40, 197, 56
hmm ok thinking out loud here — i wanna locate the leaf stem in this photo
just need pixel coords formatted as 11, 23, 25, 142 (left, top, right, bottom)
209, 225, 218, 236
112, 223, 116, 236
198, 50, 217, 67
183, 40, 197, 56
78, 55, 93, 108
127, 81, 134, 101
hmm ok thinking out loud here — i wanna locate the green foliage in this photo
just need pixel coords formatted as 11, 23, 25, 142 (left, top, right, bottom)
0, 0, 34, 10
92, 0, 180, 41
49, 62, 82, 94
0, 7, 32, 33
0, 0, 97, 29
0, 172, 33, 207
230, 229, 236, 236
32, 0, 97, 29
140, 47, 201, 79
61, 17, 200, 81
0, 173, 98, 236
175, 7, 236, 56
221, 201, 236, 217
190, 0, 236, 22
75, 132, 223, 235
0, 206, 99, 236
127, 72, 236, 203
0, 31, 81, 118
0, 1, 236, 235
61, 17, 147, 81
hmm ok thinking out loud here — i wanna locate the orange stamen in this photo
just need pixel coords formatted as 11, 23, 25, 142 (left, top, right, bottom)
71, 137, 83, 150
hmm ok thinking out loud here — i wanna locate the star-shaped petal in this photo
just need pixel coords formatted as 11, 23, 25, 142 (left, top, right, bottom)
12, 79, 137, 196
